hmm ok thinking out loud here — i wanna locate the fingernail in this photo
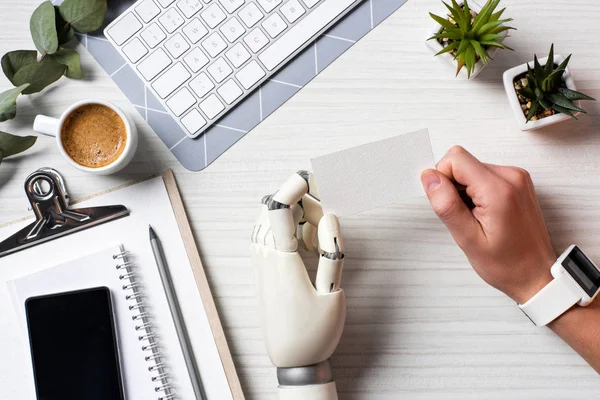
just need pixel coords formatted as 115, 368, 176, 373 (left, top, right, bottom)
421, 171, 441, 191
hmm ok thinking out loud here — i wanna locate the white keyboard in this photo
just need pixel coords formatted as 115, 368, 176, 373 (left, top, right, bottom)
104, 0, 363, 138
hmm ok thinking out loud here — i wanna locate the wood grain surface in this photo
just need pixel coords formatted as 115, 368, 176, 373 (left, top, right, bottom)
1, 0, 599, 398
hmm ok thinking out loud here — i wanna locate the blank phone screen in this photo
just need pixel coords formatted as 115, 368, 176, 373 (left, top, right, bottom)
25, 287, 124, 400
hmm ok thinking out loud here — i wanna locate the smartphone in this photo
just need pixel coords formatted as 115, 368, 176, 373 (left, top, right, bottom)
25, 287, 125, 400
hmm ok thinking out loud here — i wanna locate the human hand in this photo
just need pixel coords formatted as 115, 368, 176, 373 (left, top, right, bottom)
420, 146, 556, 304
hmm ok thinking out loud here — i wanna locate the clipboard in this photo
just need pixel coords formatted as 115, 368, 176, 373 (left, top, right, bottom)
0, 169, 245, 400
162, 170, 245, 400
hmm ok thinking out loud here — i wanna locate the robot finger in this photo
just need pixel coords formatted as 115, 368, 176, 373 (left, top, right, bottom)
273, 171, 318, 206
261, 193, 302, 252
252, 200, 275, 247
272, 171, 312, 206
298, 171, 323, 227
299, 222, 318, 252
267, 171, 315, 252
271, 170, 323, 224
300, 192, 323, 228
315, 214, 345, 293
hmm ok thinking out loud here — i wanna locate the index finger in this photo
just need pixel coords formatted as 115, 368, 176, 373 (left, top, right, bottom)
436, 146, 498, 187
315, 214, 344, 293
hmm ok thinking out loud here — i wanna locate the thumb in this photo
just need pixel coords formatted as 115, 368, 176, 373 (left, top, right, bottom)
420, 169, 483, 248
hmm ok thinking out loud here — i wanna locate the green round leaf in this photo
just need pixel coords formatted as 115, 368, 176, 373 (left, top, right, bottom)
47, 48, 83, 79
54, 6, 75, 45
1, 50, 38, 85
13, 59, 66, 94
59, 0, 108, 33
0, 84, 30, 122
0, 131, 37, 164
30, 1, 59, 55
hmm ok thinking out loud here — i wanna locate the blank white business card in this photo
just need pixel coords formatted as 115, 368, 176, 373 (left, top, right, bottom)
311, 129, 435, 217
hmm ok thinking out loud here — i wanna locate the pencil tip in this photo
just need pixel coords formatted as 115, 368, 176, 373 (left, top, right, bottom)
149, 225, 157, 240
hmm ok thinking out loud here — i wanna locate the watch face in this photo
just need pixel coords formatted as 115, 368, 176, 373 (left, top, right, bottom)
562, 246, 600, 298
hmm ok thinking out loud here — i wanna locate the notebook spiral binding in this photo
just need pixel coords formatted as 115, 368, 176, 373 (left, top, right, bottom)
114, 247, 176, 400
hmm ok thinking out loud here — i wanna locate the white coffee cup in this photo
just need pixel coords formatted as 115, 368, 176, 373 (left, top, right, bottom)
33, 99, 138, 175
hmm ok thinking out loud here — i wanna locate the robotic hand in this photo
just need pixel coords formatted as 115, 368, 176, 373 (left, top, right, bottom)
251, 171, 346, 400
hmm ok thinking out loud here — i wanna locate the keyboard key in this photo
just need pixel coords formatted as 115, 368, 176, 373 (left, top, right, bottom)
182, 18, 209, 43
218, 0, 245, 13
157, 0, 176, 7
207, 57, 233, 83
201, 32, 227, 57
238, 2, 263, 28
189, 72, 215, 97
166, 87, 197, 116
220, 17, 246, 43
181, 109, 207, 135
280, 0, 304, 23
301, 0, 320, 7
107, 13, 143, 45
165, 33, 191, 58
257, 0, 281, 13
184, 47, 210, 72
137, 48, 172, 80
141, 22, 167, 48
262, 13, 287, 38
225, 43, 250, 68
235, 60, 265, 89
217, 79, 243, 104
152, 63, 191, 98
122, 38, 148, 63
159, 8, 185, 33
244, 28, 269, 53
177, 0, 203, 17
200, 94, 225, 119
135, 0, 161, 22
260, 0, 355, 70
201, 4, 226, 28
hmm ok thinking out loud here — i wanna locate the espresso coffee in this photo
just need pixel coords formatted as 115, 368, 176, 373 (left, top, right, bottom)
61, 104, 127, 168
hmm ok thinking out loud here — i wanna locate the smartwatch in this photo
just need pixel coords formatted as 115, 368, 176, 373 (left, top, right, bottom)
519, 245, 600, 326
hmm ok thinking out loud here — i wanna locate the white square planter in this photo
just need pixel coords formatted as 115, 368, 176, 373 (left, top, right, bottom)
425, 0, 505, 79
502, 55, 580, 131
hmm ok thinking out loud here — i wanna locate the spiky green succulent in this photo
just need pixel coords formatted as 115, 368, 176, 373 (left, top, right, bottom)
428, 0, 515, 78
518, 44, 596, 122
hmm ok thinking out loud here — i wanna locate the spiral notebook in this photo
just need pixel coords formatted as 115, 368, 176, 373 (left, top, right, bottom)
8, 246, 186, 399
1, 172, 243, 400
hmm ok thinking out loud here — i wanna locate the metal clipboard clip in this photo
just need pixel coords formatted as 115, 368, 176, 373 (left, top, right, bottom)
0, 168, 129, 258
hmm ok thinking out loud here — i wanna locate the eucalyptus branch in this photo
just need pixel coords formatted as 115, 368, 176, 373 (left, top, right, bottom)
0, 0, 107, 164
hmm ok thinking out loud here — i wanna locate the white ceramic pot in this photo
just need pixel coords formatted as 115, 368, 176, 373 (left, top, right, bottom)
502, 54, 579, 131
426, 0, 506, 79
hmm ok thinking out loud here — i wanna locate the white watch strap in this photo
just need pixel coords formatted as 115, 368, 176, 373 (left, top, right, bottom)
519, 272, 582, 326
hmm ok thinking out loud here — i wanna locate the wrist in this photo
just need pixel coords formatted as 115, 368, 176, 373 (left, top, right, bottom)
277, 359, 334, 387
277, 360, 337, 400
549, 298, 600, 329
512, 270, 554, 304
516, 245, 600, 327
511, 253, 557, 304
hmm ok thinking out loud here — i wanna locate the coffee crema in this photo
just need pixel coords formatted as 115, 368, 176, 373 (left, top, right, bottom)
61, 104, 127, 168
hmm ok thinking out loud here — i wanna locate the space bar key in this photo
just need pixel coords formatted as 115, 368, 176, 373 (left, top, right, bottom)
258, 0, 357, 71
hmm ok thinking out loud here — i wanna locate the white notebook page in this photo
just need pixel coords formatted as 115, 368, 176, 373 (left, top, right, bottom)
0, 176, 232, 400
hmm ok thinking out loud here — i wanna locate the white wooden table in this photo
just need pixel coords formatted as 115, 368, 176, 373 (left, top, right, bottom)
1, 0, 599, 398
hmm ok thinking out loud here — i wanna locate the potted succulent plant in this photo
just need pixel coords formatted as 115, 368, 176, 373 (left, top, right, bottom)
426, 0, 515, 79
503, 44, 596, 131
